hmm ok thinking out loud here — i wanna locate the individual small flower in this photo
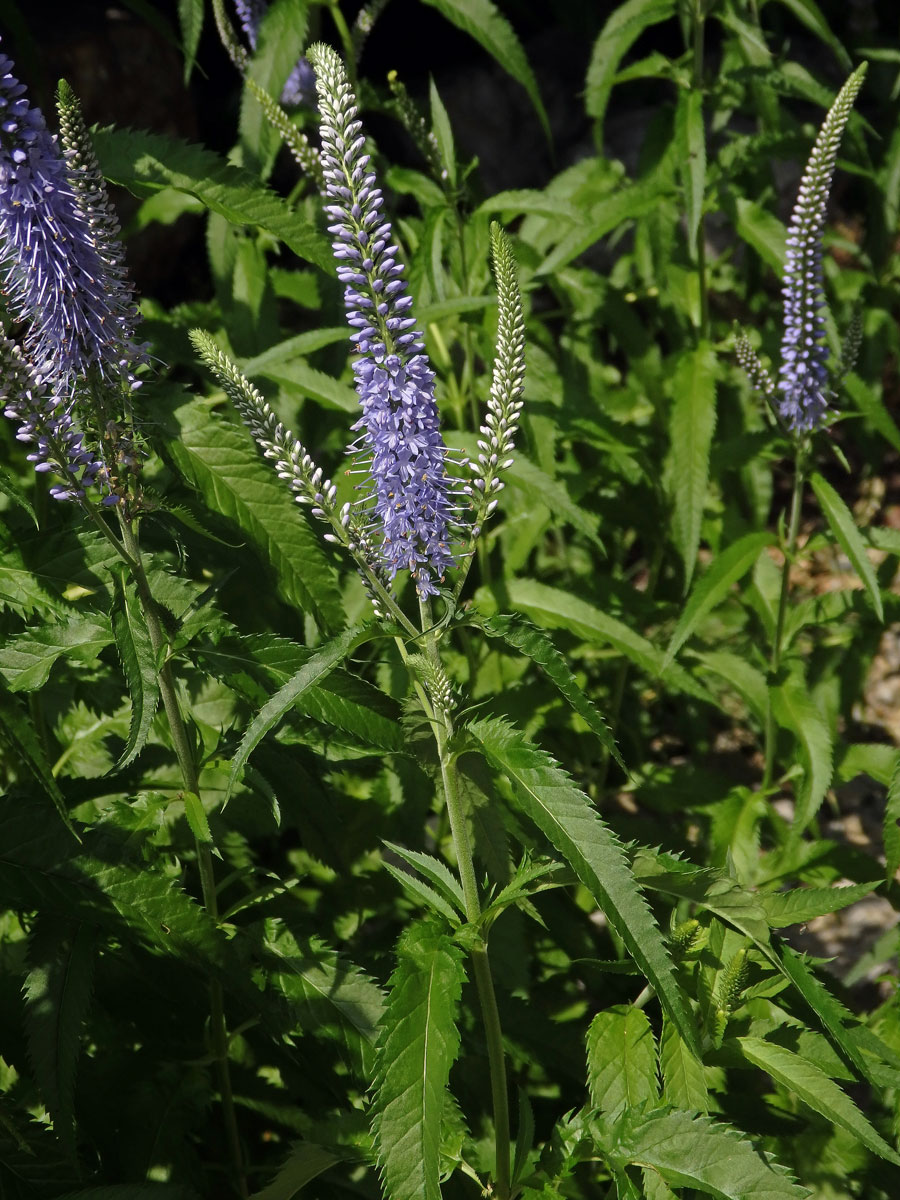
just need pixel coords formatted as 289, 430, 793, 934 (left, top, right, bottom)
309, 42, 456, 598
776, 63, 866, 432
0, 44, 132, 391
0, 334, 105, 501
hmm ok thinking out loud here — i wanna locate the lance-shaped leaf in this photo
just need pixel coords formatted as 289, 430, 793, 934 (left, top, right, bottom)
738, 1036, 900, 1165
663, 532, 773, 671
771, 678, 833, 835
659, 1015, 708, 1113
473, 611, 623, 768
24, 920, 97, 1159
603, 1107, 809, 1199
667, 343, 717, 589
227, 623, 381, 798
110, 569, 160, 770
92, 126, 331, 269
165, 393, 342, 633
886, 752, 900, 884
371, 922, 466, 1200
467, 716, 699, 1055
251, 1142, 339, 1200
0, 615, 113, 692
810, 471, 883, 621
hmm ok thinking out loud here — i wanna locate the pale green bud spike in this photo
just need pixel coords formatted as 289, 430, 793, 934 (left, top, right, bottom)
387, 70, 445, 182
837, 310, 863, 384
406, 653, 455, 714
735, 330, 776, 398
244, 77, 325, 193
211, 0, 249, 72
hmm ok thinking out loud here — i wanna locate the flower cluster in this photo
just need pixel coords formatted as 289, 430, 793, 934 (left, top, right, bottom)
0, 44, 145, 502
0, 335, 106, 501
55, 80, 148, 392
309, 42, 456, 598
0, 47, 132, 390
775, 64, 866, 432
464, 223, 525, 542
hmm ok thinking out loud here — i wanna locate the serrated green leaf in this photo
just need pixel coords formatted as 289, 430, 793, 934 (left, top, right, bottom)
535, 173, 671, 277
587, 1005, 658, 1118
250, 1141, 338, 1200
109, 571, 160, 771
419, 0, 550, 142
383, 843, 466, 914
165, 395, 342, 632
23, 920, 96, 1159
177, 0, 203, 82
771, 679, 833, 834
0, 615, 113, 692
228, 624, 380, 797
0, 799, 232, 977
263, 927, 384, 1076
467, 717, 699, 1055
659, 1015, 708, 1113
248, 355, 357, 412
675, 88, 706, 259
761, 882, 877, 927
474, 611, 623, 769
731, 195, 786, 272
483, 578, 714, 704
585, 0, 677, 134
382, 862, 461, 924
606, 1107, 809, 1199
92, 126, 330, 270
667, 343, 718, 587
0, 690, 67, 821
845, 373, 900, 452
739, 1036, 900, 1164
372, 922, 466, 1200
664, 532, 773, 671
182, 790, 213, 845
810, 471, 883, 621
507, 455, 604, 549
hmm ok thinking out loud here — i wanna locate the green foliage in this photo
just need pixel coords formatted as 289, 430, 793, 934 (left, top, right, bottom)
3, 3, 900, 1197
371, 922, 465, 1200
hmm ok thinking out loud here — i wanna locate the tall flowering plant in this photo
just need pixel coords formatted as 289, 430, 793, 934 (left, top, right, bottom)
736, 65, 868, 800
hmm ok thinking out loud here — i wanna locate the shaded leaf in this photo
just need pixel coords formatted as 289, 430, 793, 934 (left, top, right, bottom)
467, 717, 699, 1055
110, 570, 160, 770
371, 922, 466, 1200
810, 471, 883, 621
667, 343, 717, 587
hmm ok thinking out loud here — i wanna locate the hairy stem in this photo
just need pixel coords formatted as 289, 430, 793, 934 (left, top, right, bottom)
116, 515, 248, 1199
418, 599, 511, 1199
762, 463, 805, 794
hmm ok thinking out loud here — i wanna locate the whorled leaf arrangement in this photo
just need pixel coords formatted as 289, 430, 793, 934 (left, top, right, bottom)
738, 63, 866, 433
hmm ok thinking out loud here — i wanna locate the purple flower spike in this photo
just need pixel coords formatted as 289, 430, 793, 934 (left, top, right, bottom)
0, 45, 131, 392
777, 65, 866, 432
309, 42, 456, 598
0, 334, 105, 501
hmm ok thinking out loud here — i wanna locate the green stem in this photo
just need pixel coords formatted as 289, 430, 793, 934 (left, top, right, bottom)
417, 599, 511, 1199
691, 0, 709, 341
116, 516, 248, 1199
762, 462, 805, 793
327, 1, 357, 87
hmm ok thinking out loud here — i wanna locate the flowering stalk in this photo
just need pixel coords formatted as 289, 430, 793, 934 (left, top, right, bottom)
0, 46, 134, 394
735, 66, 866, 800
454, 222, 525, 600
309, 42, 457, 599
